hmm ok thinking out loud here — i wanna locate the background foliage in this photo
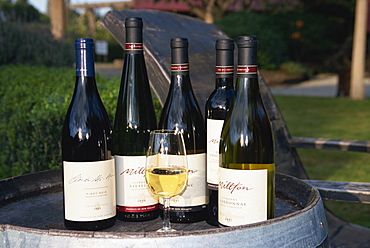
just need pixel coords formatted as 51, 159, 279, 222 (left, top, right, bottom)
0, 21, 74, 66
0, 65, 119, 179
216, 5, 354, 72
275, 95, 370, 228
0, 0, 44, 23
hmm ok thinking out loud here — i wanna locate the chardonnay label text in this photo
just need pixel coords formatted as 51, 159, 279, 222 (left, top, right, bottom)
218, 167, 267, 226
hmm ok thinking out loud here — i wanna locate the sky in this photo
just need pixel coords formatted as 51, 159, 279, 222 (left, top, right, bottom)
28, 0, 126, 15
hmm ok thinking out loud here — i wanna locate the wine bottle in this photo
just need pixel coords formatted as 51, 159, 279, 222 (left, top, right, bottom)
62, 38, 116, 231
205, 39, 235, 226
158, 37, 207, 223
113, 17, 159, 221
218, 36, 275, 227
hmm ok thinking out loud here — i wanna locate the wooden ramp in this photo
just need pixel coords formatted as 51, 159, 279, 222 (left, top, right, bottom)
102, 9, 370, 247
103, 9, 229, 112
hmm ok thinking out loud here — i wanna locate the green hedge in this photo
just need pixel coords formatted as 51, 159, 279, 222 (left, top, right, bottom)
215, 11, 289, 70
0, 22, 74, 67
0, 65, 120, 179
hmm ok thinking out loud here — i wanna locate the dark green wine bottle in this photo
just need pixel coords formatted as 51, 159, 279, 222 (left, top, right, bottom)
205, 39, 235, 226
113, 17, 159, 221
158, 38, 207, 223
218, 36, 275, 226
62, 38, 116, 231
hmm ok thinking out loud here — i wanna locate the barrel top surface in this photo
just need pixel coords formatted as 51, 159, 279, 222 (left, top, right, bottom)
0, 170, 327, 247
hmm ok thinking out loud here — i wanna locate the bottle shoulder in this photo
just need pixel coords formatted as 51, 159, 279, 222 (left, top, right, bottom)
63, 87, 112, 140
221, 100, 273, 146
206, 88, 234, 110
114, 53, 157, 130
160, 102, 204, 127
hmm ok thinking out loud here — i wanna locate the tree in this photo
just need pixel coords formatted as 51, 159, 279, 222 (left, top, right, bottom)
159, 0, 248, 23
0, 0, 42, 22
49, 0, 67, 39
161, 0, 297, 24
194, 0, 239, 23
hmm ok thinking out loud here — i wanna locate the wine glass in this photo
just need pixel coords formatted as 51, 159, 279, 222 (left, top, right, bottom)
145, 130, 188, 232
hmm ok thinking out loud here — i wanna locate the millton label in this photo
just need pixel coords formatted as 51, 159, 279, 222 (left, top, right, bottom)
115, 155, 158, 213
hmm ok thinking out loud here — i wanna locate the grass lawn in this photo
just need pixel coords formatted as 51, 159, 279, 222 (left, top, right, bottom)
274, 95, 370, 228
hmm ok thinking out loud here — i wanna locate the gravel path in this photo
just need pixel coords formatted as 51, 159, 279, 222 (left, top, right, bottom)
96, 63, 370, 98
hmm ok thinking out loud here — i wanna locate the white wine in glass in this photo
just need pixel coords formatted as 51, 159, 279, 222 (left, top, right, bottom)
145, 130, 188, 232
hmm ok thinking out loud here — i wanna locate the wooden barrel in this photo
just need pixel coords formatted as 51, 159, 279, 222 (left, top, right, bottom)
0, 171, 328, 247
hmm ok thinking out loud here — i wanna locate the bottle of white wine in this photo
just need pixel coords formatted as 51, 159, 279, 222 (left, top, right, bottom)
218, 36, 275, 227
205, 39, 234, 226
158, 37, 207, 223
113, 17, 159, 221
62, 38, 116, 231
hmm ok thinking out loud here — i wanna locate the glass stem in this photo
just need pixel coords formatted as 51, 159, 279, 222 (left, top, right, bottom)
162, 197, 171, 231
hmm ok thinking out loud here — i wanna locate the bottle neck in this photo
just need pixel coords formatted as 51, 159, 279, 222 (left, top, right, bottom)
235, 43, 258, 94
234, 63, 259, 100
170, 52, 191, 93
215, 40, 234, 89
236, 45, 257, 79
125, 26, 143, 55
75, 48, 98, 97
76, 48, 95, 77
215, 77, 233, 89
171, 46, 189, 76
235, 77, 259, 97
235, 47, 259, 98
215, 64, 233, 89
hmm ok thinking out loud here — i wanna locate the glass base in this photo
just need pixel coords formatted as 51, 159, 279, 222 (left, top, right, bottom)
156, 227, 177, 232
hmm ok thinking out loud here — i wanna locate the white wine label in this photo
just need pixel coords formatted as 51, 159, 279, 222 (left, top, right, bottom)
63, 159, 116, 221
218, 167, 267, 226
115, 155, 158, 212
164, 153, 208, 207
206, 119, 224, 188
